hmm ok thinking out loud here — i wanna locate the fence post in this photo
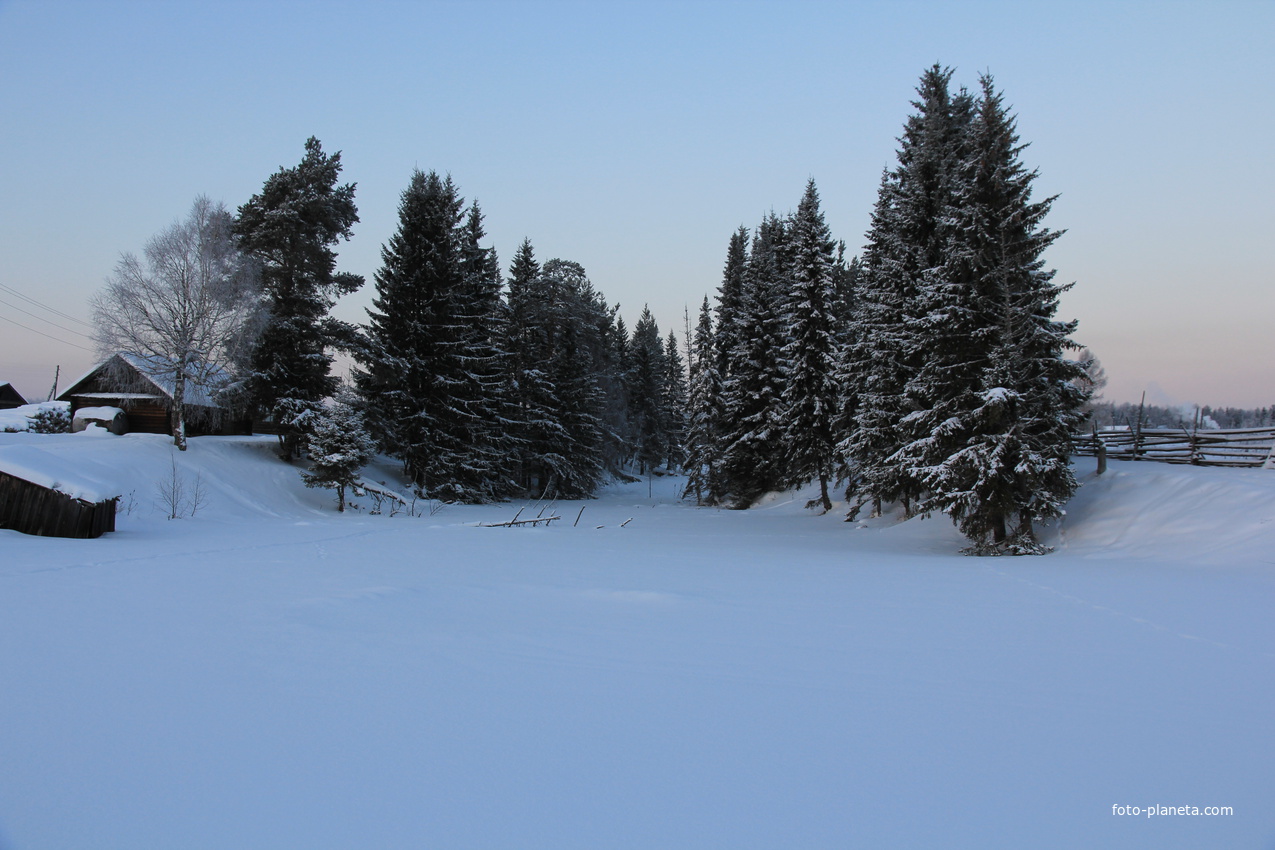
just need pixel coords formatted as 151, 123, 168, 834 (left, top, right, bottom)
1189, 406, 1201, 465
1092, 423, 1107, 474
1133, 391, 1146, 460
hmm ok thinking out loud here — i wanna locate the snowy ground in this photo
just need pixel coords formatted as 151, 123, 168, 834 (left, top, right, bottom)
2, 432, 1273, 849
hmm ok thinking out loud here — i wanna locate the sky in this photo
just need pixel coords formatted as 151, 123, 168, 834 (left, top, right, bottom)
0, 0, 1271, 408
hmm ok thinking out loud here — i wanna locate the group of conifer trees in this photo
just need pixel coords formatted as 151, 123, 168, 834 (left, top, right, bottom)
683, 66, 1089, 553
230, 65, 1088, 553
352, 169, 690, 501
223, 140, 688, 503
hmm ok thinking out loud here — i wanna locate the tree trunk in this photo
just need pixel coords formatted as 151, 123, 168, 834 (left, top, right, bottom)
818, 472, 832, 512
172, 367, 188, 451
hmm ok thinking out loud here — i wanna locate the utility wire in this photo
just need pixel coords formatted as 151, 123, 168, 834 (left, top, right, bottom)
0, 313, 96, 352
0, 296, 94, 340
0, 282, 95, 330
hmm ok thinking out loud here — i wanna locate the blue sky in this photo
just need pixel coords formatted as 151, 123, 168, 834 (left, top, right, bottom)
1, 0, 1271, 407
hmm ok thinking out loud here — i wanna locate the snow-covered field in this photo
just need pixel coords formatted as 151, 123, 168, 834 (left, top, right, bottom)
2, 431, 1273, 849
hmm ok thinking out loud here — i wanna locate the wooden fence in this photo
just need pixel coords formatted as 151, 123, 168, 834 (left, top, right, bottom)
1073, 426, 1275, 468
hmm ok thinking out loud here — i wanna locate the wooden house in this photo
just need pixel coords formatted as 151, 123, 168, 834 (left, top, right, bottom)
57, 353, 246, 437
0, 382, 27, 410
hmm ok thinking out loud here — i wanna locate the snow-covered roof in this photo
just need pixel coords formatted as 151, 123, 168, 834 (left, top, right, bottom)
70, 393, 165, 400
62, 353, 231, 409
0, 444, 122, 503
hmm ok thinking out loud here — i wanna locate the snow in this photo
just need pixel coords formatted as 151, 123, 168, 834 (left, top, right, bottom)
73, 406, 124, 421
0, 442, 122, 503
1, 433, 1273, 848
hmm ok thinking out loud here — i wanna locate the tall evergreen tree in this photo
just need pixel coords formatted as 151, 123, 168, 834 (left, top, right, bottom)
911, 75, 1088, 552
508, 257, 608, 497
662, 329, 688, 470
355, 171, 510, 502
457, 201, 518, 498
842, 67, 972, 514
596, 306, 635, 476
714, 226, 750, 382
235, 137, 362, 458
683, 296, 724, 504
627, 306, 667, 473
718, 213, 791, 506
778, 179, 840, 510
505, 239, 566, 495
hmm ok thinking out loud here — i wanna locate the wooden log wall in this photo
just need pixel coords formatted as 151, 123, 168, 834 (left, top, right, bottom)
0, 471, 117, 538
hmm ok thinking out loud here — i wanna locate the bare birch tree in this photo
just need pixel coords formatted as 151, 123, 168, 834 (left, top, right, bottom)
91, 196, 261, 449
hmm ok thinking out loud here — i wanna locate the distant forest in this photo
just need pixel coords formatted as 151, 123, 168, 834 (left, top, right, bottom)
1089, 402, 1274, 431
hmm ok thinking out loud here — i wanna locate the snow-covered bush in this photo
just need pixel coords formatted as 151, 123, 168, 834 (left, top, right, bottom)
0, 402, 72, 433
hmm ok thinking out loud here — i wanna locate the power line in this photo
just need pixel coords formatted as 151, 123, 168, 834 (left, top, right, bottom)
0, 296, 94, 340
0, 282, 95, 330
0, 313, 96, 352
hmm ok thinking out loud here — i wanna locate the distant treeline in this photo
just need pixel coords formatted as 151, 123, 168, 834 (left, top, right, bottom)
1089, 402, 1275, 431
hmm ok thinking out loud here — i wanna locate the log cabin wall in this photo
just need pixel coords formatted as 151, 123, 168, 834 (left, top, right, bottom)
0, 470, 117, 538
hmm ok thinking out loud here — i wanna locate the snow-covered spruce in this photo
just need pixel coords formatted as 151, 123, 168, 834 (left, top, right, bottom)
301, 389, 375, 512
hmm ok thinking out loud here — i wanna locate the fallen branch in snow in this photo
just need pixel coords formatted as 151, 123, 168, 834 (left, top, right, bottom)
479, 515, 561, 528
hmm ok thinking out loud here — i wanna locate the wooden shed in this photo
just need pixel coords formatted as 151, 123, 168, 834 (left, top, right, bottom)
57, 353, 246, 437
0, 382, 27, 410
0, 447, 119, 538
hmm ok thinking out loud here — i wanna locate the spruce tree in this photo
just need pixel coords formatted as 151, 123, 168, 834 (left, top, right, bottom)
684, 296, 724, 504
778, 179, 840, 511
507, 257, 609, 498
662, 329, 688, 470
235, 137, 363, 459
595, 303, 634, 477
718, 213, 791, 506
540, 260, 607, 496
505, 239, 567, 495
842, 67, 972, 515
457, 201, 518, 499
628, 306, 667, 474
714, 226, 750, 382
914, 75, 1088, 552
355, 171, 508, 502
302, 387, 374, 512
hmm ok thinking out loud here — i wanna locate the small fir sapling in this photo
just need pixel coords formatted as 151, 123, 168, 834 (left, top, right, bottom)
302, 389, 375, 512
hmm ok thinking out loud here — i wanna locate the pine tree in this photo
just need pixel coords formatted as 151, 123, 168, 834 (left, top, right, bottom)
778, 179, 840, 510
301, 387, 374, 512
235, 137, 363, 459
